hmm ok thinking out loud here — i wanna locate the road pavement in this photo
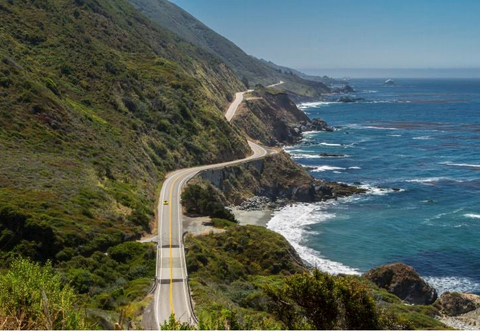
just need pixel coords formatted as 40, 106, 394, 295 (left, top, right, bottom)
151, 84, 279, 327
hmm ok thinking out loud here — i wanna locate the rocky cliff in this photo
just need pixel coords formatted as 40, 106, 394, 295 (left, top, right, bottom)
192, 151, 365, 207
233, 87, 333, 146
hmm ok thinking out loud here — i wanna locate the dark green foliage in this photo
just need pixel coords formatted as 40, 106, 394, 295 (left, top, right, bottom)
264, 270, 380, 330
210, 218, 237, 229
0, 206, 62, 263
0, 0, 249, 266
181, 184, 236, 222
185, 226, 304, 329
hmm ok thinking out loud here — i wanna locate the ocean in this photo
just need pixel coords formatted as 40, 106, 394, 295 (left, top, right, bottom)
267, 79, 480, 295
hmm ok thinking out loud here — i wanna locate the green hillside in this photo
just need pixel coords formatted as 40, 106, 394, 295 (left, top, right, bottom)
127, 0, 332, 98
0, 0, 250, 264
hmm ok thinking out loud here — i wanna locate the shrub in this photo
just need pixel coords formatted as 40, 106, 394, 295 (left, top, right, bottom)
264, 269, 380, 330
0, 258, 89, 329
181, 184, 236, 222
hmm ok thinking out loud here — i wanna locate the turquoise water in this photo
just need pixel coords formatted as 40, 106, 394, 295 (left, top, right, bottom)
267, 79, 480, 294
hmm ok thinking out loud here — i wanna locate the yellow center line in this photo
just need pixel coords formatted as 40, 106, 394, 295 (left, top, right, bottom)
168, 175, 180, 316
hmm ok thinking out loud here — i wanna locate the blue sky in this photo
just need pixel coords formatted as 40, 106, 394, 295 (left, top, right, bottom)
171, 0, 480, 74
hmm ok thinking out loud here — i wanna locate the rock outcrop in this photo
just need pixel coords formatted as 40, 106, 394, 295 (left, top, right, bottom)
438, 292, 480, 316
335, 96, 365, 103
364, 263, 438, 305
192, 151, 365, 207
233, 87, 333, 146
305, 118, 334, 132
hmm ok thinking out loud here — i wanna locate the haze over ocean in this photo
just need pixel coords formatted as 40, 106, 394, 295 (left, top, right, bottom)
270, 79, 480, 295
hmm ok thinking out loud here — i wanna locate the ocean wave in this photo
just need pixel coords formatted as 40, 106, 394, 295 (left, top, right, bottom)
413, 136, 433, 140
267, 204, 360, 275
465, 213, 480, 219
319, 142, 343, 147
441, 162, 480, 169
311, 165, 346, 172
345, 123, 399, 131
290, 153, 323, 159
298, 101, 338, 110
359, 184, 405, 195
406, 177, 451, 184
315, 142, 355, 148
348, 166, 361, 170
424, 276, 480, 295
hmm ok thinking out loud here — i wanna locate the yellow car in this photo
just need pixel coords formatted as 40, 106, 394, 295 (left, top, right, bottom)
163, 200, 169, 205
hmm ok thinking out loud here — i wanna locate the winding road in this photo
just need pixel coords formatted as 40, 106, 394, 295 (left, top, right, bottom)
151, 82, 282, 328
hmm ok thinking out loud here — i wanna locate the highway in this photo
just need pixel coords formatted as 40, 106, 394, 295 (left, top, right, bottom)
225, 81, 283, 121
152, 83, 280, 327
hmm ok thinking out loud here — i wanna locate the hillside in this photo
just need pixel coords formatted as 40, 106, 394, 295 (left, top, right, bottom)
0, 0, 250, 264
127, 0, 332, 99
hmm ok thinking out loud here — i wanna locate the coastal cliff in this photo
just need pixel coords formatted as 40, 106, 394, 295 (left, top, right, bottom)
191, 151, 365, 208
233, 86, 333, 146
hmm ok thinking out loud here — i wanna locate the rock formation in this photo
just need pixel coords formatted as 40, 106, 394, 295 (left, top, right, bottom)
364, 263, 438, 305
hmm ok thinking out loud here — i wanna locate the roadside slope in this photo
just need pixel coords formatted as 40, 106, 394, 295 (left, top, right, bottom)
0, 0, 250, 264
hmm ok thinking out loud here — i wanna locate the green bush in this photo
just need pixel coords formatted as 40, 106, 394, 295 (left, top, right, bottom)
211, 218, 237, 229
264, 270, 380, 330
181, 184, 236, 222
0, 258, 89, 330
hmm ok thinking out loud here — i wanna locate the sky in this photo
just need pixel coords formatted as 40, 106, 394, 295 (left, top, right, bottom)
171, 0, 480, 77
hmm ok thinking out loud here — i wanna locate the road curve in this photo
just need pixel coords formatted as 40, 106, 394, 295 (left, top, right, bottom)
152, 84, 279, 327
225, 81, 283, 122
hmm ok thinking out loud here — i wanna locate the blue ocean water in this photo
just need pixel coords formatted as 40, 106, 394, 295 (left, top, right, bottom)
267, 79, 480, 294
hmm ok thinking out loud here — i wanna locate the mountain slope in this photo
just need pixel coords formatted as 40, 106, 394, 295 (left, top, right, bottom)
0, 0, 250, 263
127, 0, 332, 99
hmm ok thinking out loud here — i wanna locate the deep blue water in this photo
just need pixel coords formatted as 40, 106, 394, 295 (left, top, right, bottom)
267, 79, 480, 294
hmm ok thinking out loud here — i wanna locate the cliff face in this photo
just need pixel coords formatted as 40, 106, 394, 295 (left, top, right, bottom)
233, 88, 324, 146
194, 152, 365, 206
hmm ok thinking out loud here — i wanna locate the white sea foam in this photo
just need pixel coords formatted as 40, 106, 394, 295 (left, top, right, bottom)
441, 162, 480, 169
359, 184, 405, 195
465, 213, 480, 219
298, 101, 337, 110
348, 166, 361, 170
267, 204, 360, 275
424, 276, 480, 295
290, 154, 322, 159
311, 165, 346, 172
413, 136, 433, 140
319, 142, 343, 147
362, 125, 399, 130
389, 134, 402, 137
406, 177, 450, 184
345, 123, 399, 131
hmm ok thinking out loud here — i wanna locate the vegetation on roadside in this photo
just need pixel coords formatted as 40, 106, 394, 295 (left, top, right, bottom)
0, 0, 251, 324
181, 184, 236, 222
0, 258, 90, 330
0, 0, 249, 265
185, 225, 450, 330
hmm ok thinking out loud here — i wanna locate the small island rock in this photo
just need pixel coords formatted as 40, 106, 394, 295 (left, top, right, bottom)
364, 262, 438, 305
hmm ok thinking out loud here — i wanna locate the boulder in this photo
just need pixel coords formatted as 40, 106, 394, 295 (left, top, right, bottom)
439, 292, 480, 316
364, 263, 438, 305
